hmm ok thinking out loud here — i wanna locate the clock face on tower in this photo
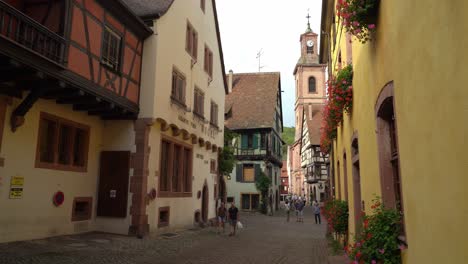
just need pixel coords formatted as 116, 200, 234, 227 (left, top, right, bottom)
307, 40, 314, 47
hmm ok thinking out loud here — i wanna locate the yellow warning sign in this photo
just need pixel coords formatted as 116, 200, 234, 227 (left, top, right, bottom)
9, 176, 24, 199
11, 176, 24, 186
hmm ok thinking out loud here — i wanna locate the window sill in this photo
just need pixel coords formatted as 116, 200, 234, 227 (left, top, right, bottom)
158, 222, 169, 228
36, 162, 87, 172
158, 192, 192, 198
100, 61, 122, 75
170, 97, 188, 111
193, 112, 206, 121
209, 122, 219, 129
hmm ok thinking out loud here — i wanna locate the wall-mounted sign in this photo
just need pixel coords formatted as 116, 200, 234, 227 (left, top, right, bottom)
9, 176, 24, 199
53, 191, 65, 206
110, 190, 117, 198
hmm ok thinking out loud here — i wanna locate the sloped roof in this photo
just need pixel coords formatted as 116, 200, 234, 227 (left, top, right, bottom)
225, 72, 281, 130
122, 0, 228, 94
304, 104, 324, 145
122, 0, 174, 18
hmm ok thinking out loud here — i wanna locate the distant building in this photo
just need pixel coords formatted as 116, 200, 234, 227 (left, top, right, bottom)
280, 163, 289, 199
224, 71, 284, 213
290, 17, 327, 204
299, 106, 329, 203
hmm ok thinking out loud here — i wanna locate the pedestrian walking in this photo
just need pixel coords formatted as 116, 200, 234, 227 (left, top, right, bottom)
217, 202, 227, 233
313, 200, 321, 224
296, 199, 305, 222
285, 200, 291, 222
228, 202, 239, 236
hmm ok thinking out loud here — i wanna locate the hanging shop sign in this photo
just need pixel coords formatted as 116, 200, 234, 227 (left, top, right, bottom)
9, 176, 24, 199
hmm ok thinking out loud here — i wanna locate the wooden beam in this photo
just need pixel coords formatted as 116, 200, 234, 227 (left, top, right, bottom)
57, 95, 100, 105
73, 102, 115, 112
10, 86, 47, 132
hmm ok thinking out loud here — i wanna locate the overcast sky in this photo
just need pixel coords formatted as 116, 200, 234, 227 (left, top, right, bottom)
217, 0, 323, 128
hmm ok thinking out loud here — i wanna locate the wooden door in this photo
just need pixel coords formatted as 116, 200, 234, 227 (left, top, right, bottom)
97, 151, 130, 217
201, 184, 208, 222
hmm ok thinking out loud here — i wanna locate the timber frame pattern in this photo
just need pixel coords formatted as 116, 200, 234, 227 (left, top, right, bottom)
0, 0, 152, 131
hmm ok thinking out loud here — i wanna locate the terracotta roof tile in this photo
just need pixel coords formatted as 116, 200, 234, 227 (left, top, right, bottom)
304, 105, 324, 145
225, 72, 281, 130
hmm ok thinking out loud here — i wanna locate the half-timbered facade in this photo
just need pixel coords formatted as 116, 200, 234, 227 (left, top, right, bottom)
0, 0, 151, 242
299, 106, 329, 203
122, 0, 227, 234
224, 71, 284, 213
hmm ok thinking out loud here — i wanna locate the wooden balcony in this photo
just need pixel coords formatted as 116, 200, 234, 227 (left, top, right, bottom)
234, 147, 283, 167
0, 1, 66, 65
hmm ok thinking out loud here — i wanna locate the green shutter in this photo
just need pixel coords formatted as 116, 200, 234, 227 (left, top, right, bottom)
241, 134, 248, 149
254, 164, 261, 182
236, 164, 243, 182
253, 133, 259, 149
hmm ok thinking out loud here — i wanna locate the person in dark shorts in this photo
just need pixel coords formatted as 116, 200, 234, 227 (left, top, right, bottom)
217, 202, 227, 234
228, 202, 239, 236
313, 200, 321, 224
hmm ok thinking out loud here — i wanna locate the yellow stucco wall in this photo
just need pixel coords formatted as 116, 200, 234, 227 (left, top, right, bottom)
0, 98, 136, 242
328, 0, 468, 262
139, 0, 225, 232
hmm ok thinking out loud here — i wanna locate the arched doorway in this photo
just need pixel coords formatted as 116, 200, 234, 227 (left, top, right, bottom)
219, 177, 226, 203
201, 184, 209, 222
275, 190, 279, 210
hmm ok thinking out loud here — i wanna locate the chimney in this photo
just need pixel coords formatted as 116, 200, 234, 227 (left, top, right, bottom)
228, 69, 233, 93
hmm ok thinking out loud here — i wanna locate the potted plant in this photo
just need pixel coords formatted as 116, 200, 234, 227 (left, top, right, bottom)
346, 197, 404, 264
336, 0, 380, 43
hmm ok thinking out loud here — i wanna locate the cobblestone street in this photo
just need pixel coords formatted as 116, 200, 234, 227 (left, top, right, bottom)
0, 207, 334, 264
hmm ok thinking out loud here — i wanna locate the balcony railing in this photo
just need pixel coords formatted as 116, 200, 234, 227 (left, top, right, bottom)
0, 1, 66, 64
234, 147, 282, 163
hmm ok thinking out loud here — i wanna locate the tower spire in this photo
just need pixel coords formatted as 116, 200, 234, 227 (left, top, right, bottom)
306, 9, 312, 33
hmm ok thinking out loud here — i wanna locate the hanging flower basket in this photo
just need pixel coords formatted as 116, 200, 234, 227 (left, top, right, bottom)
320, 65, 354, 154
336, 0, 380, 43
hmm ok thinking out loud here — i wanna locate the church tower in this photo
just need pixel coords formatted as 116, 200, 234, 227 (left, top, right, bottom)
293, 14, 326, 140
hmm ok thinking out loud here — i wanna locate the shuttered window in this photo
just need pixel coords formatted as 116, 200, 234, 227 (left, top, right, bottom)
186, 22, 198, 59
171, 69, 186, 105
204, 45, 213, 77
193, 88, 204, 118
210, 101, 218, 127
243, 164, 255, 182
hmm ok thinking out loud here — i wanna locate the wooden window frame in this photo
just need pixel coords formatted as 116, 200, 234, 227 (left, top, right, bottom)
210, 101, 218, 127
171, 68, 186, 106
193, 87, 205, 118
351, 132, 362, 234
101, 26, 122, 72
242, 164, 255, 182
343, 152, 349, 201
71, 197, 93, 222
186, 22, 198, 60
200, 0, 206, 12
210, 159, 217, 173
35, 112, 90, 172
375, 81, 407, 240
204, 45, 213, 77
158, 206, 170, 228
240, 193, 260, 211
0, 97, 7, 167
158, 136, 193, 198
